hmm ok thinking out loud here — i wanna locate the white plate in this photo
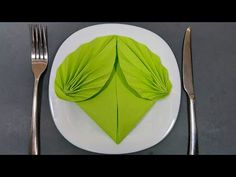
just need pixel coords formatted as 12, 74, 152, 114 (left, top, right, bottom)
49, 24, 181, 154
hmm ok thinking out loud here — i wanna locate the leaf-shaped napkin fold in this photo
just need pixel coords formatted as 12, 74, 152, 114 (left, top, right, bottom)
55, 35, 172, 144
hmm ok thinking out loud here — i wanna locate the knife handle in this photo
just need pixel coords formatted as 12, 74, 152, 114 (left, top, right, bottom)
188, 97, 198, 155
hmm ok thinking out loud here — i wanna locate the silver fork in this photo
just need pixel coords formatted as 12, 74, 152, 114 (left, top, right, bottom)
30, 25, 48, 155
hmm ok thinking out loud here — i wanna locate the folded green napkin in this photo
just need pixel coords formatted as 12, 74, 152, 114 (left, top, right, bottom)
55, 35, 172, 144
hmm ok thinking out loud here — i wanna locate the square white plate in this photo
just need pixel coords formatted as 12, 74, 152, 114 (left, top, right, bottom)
49, 23, 181, 154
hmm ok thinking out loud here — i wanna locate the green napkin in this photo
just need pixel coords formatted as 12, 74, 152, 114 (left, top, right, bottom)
55, 35, 172, 144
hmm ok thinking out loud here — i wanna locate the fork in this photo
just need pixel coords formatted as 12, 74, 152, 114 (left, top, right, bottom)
30, 25, 48, 155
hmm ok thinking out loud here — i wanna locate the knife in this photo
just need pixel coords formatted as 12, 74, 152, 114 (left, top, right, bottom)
183, 27, 198, 155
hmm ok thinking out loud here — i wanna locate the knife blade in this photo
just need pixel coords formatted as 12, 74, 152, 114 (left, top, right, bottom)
183, 27, 198, 155
183, 27, 195, 99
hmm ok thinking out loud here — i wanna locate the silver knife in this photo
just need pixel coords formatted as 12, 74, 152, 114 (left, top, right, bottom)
183, 27, 198, 155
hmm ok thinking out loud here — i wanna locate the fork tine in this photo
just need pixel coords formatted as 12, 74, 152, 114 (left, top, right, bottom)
31, 25, 36, 59
35, 25, 39, 59
42, 25, 48, 60
38, 25, 44, 59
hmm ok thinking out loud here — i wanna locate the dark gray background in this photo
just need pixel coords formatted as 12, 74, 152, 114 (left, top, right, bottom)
0, 22, 235, 155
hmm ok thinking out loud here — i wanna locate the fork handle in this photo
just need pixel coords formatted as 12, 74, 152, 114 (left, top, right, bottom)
188, 98, 198, 155
30, 78, 40, 155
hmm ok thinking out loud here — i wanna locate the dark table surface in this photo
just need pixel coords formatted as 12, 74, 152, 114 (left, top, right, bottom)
0, 22, 235, 155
